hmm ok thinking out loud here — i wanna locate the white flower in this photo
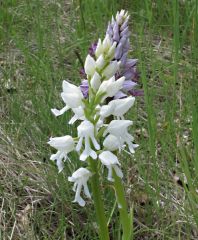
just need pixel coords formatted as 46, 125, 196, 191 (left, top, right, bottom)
102, 34, 112, 52
103, 134, 121, 151
107, 42, 117, 58
76, 120, 100, 161
97, 76, 125, 101
84, 54, 96, 76
95, 39, 103, 58
103, 61, 120, 79
68, 168, 92, 207
51, 105, 69, 117
95, 36, 116, 59
99, 151, 123, 181
96, 55, 105, 70
100, 105, 113, 119
103, 120, 138, 153
51, 80, 83, 117
48, 136, 75, 172
90, 72, 101, 92
69, 106, 85, 124
100, 96, 135, 120
116, 10, 129, 24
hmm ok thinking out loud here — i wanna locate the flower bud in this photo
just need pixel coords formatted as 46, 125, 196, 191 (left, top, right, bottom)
90, 72, 101, 92
84, 54, 96, 76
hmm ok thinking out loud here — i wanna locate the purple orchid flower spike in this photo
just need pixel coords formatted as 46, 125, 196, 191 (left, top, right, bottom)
106, 10, 130, 66
106, 10, 142, 98
80, 10, 143, 99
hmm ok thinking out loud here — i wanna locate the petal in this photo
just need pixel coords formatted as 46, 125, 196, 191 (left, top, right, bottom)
90, 72, 101, 92
107, 42, 116, 58
51, 105, 69, 117
122, 80, 137, 91
96, 55, 105, 70
125, 59, 138, 69
107, 76, 125, 97
80, 136, 91, 161
61, 92, 82, 109
95, 39, 103, 58
74, 183, 86, 207
120, 18, 128, 31
103, 34, 111, 51
76, 137, 83, 152
113, 91, 127, 99
113, 22, 120, 42
62, 80, 79, 94
103, 61, 120, 79
90, 136, 100, 150
48, 136, 74, 151
107, 166, 114, 182
100, 105, 113, 119
99, 151, 119, 166
113, 97, 135, 117
57, 159, 64, 172
103, 135, 120, 151
83, 182, 91, 199
68, 176, 75, 182
113, 165, 123, 179
115, 42, 123, 60
84, 55, 96, 76
90, 150, 97, 160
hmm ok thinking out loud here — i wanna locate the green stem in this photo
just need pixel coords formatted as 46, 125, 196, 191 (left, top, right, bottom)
113, 170, 133, 240
88, 158, 110, 240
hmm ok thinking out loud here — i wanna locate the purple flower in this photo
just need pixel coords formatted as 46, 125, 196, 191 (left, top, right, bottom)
129, 89, 144, 96
106, 12, 130, 66
106, 10, 142, 98
80, 80, 89, 98
88, 42, 97, 57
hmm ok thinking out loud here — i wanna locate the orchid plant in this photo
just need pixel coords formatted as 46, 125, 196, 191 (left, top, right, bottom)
48, 10, 138, 240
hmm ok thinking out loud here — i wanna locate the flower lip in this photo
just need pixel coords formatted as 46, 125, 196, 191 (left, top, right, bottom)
99, 151, 123, 181
68, 167, 92, 207
76, 120, 100, 161
48, 135, 75, 172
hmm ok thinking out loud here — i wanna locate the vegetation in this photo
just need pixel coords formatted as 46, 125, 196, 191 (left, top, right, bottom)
0, 0, 198, 239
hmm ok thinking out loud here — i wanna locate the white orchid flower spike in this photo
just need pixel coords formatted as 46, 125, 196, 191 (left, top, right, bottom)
68, 167, 92, 207
48, 136, 75, 172
76, 120, 100, 161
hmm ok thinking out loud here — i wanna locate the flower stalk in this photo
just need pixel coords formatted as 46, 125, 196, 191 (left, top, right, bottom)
113, 170, 133, 240
88, 157, 110, 240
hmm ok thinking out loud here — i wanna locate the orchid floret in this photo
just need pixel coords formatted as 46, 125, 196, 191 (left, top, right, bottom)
48, 136, 75, 172
68, 167, 92, 207
99, 151, 123, 182
76, 120, 100, 161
